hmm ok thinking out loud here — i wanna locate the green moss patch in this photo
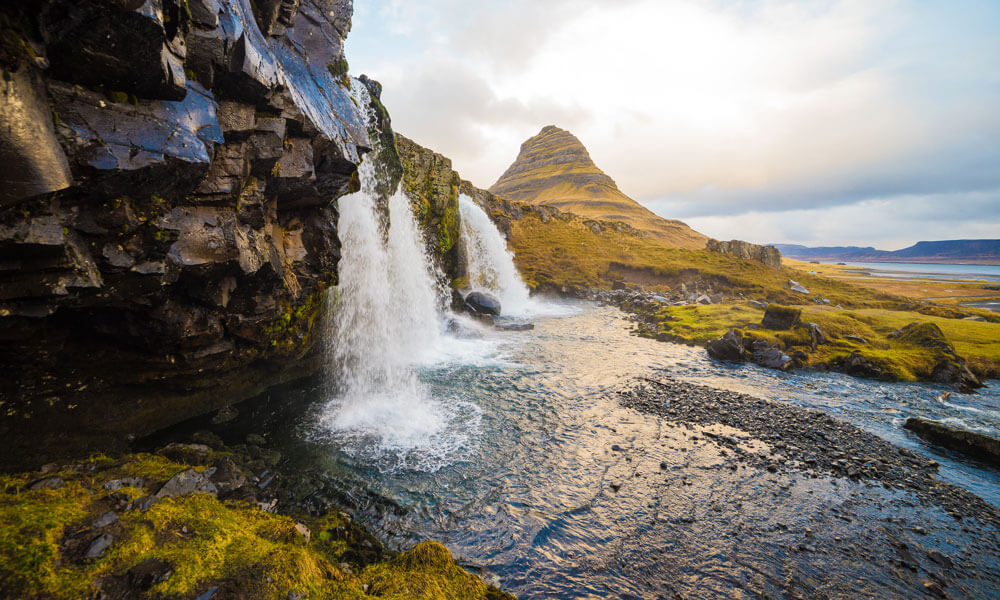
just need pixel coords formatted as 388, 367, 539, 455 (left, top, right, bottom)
0, 453, 516, 599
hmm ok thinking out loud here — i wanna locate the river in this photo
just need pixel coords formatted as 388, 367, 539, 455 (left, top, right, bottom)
180, 301, 1000, 599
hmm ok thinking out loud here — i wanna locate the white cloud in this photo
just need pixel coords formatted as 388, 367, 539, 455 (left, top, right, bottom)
347, 0, 1000, 246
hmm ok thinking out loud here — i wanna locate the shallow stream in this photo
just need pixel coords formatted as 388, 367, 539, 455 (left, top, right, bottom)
201, 302, 1000, 599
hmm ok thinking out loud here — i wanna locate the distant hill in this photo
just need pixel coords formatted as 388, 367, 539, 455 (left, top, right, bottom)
774, 240, 1000, 265
489, 125, 708, 248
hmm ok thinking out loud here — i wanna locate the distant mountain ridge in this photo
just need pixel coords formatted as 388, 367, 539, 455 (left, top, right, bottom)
774, 240, 1000, 265
489, 125, 708, 248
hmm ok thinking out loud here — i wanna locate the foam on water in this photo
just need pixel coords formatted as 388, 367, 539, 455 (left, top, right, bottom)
458, 194, 533, 316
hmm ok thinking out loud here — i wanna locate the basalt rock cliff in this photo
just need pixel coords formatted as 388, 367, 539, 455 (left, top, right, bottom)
0, 0, 371, 466
706, 239, 782, 269
490, 125, 709, 249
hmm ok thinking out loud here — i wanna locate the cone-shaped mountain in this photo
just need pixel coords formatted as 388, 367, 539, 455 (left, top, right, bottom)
490, 126, 707, 248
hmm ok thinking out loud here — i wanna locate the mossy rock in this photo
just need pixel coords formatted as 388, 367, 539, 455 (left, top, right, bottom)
888, 321, 953, 352
761, 304, 802, 330
0, 453, 515, 600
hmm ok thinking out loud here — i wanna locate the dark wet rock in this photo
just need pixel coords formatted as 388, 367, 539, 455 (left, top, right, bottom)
832, 351, 884, 379
445, 317, 484, 338
28, 476, 66, 491
495, 321, 534, 331
0, 68, 73, 204
131, 495, 158, 512
755, 346, 793, 371
156, 469, 218, 498
931, 359, 982, 394
86, 533, 114, 559
707, 329, 748, 362
246, 433, 267, 446
0, 0, 368, 470
465, 291, 502, 316
104, 477, 143, 492
761, 305, 802, 330
92, 511, 118, 529
157, 443, 215, 465
904, 418, 1000, 467
208, 457, 248, 494
127, 558, 174, 591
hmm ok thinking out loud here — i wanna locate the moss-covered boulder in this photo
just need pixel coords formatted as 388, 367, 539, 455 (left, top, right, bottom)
761, 304, 802, 330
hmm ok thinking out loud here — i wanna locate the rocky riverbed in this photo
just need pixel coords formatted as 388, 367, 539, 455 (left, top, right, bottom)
615, 376, 1000, 598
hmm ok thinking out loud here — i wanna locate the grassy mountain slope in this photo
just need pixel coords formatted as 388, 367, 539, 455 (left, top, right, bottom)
489, 126, 707, 248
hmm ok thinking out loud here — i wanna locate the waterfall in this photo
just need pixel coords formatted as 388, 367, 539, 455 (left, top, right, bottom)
458, 194, 532, 316
319, 80, 479, 472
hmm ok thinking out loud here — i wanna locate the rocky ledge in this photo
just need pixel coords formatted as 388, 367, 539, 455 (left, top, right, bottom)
0, 0, 371, 467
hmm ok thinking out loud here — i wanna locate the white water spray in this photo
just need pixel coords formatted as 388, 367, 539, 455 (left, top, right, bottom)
320, 81, 479, 472
458, 194, 532, 316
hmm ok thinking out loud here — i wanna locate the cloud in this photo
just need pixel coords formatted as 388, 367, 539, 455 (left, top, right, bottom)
346, 0, 1000, 246
685, 189, 1000, 248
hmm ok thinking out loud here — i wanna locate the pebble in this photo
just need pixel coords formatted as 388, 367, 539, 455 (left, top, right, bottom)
92, 511, 118, 528
86, 533, 114, 558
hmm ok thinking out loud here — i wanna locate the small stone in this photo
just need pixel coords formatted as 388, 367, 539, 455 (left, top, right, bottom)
294, 523, 311, 542
132, 495, 158, 512
29, 477, 66, 491
86, 533, 114, 558
128, 558, 174, 590
156, 469, 218, 498
92, 511, 118, 528
927, 549, 953, 568
194, 586, 219, 600
659, 461, 668, 470
103, 477, 143, 491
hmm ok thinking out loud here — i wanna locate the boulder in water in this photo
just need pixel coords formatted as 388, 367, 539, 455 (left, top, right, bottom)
465, 291, 502, 316
904, 418, 1000, 467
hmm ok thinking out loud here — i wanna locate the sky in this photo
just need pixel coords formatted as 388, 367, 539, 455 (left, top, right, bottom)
345, 0, 1000, 249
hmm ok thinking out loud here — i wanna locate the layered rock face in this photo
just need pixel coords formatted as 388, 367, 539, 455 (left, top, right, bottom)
0, 0, 368, 465
489, 125, 708, 248
706, 239, 782, 269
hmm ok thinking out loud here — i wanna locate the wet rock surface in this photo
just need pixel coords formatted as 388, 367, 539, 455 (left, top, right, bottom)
465, 290, 502, 316
905, 417, 1000, 468
618, 376, 1000, 529
0, 0, 369, 468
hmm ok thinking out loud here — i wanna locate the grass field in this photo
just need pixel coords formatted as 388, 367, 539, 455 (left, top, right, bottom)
506, 209, 999, 383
